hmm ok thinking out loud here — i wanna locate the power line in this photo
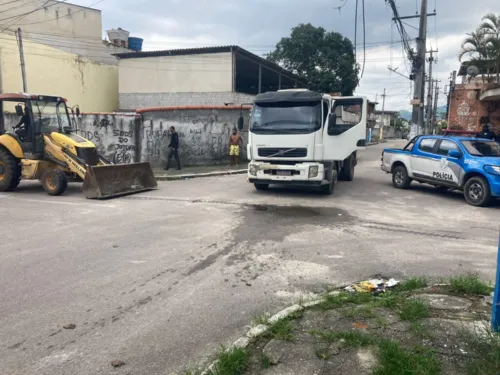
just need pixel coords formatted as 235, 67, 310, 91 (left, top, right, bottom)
0, 0, 55, 23
0, 0, 54, 33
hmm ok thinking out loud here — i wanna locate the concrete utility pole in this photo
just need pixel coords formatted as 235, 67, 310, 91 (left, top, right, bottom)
445, 70, 456, 123
412, 0, 428, 136
432, 80, 439, 134
16, 28, 28, 93
425, 49, 438, 134
380, 88, 386, 141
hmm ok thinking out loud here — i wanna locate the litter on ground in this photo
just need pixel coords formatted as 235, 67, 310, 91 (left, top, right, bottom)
343, 278, 399, 294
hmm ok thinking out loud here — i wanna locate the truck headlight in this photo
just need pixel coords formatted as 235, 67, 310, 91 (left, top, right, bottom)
309, 165, 319, 178
249, 164, 258, 176
484, 165, 500, 175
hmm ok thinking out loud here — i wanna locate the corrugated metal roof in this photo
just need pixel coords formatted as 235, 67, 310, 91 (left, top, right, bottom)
113, 45, 307, 84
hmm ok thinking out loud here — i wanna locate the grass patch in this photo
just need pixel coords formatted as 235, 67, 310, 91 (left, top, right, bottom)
341, 305, 376, 319
252, 313, 270, 326
373, 341, 441, 375
260, 354, 271, 369
398, 299, 430, 321
316, 292, 375, 311
309, 330, 375, 347
457, 325, 500, 375
264, 318, 293, 341
396, 277, 428, 292
409, 322, 433, 339
206, 346, 248, 375
449, 273, 491, 296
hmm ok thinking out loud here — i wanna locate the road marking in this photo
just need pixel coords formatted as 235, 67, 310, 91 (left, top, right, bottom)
1, 196, 116, 208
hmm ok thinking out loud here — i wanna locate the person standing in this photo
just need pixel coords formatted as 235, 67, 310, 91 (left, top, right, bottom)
165, 126, 181, 170
476, 117, 496, 140
229, 128, 243, 166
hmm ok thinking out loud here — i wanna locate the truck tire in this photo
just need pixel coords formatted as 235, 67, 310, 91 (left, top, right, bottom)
320, 179, 335, 195
339, 153, 355, 181
464, 176, 491, 207
392, 166, 411, 189
42, 169, 68, 196
254, 183, 269, 191
0, 148, 21, 192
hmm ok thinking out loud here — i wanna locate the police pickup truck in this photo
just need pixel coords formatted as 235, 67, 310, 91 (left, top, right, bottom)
381, 135, 500, 207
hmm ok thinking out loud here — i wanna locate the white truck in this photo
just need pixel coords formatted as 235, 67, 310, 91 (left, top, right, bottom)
239, 89, 368, 194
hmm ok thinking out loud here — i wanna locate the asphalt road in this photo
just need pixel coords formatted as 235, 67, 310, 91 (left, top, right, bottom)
0, 140, 498, 375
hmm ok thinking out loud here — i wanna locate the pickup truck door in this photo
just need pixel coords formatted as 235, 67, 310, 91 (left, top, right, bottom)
433, 139, 462, 186
410, 138, 440, 178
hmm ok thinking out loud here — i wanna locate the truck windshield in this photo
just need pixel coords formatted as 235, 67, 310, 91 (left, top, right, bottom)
32, 100, 71, 133
250, 101, 321, 134
461, 140, 500, 157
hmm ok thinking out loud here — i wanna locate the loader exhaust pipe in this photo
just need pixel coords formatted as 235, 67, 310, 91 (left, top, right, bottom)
82, 162, 158, 199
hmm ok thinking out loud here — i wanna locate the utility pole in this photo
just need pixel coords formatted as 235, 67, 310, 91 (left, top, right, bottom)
380, 88, 386, 141
431, 80, 439, 134
425, 49, 438, 134
16, 28, 28, 93
446, 70, 456, 123
411, 0, 428, 136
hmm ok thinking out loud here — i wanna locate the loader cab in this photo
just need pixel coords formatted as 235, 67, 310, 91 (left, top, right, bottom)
0, 93, 72, 156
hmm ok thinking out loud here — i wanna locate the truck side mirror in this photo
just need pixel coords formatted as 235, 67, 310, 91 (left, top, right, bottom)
15, 104, 24, 116
237, 115, 244, 131
327, 113, 337, 135
447, 149, 461, 158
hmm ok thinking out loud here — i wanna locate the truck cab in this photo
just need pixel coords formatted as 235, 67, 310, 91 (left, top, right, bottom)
245, 89, 367, 195
381, 135, 500, 206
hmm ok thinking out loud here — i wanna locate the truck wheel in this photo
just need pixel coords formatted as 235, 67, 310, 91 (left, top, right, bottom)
254, 183, 269, 191
0, 148, 21, 192
392, 166, 411, 189
320, 179, 335, 195
464, 176, 491, 207
42, 169, 68, 196
339, 154, 355, 181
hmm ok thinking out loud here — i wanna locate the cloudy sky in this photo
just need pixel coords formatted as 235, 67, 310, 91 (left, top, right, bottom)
75, 0, 497, 111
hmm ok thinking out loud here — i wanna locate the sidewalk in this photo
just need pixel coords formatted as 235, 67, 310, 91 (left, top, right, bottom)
181, 274, 497, 375
153, 163, 248, 181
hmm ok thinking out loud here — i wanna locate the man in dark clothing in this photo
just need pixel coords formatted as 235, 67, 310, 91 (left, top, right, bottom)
165, 126, 181, 170
14, 107, 30, 141
476, 117, 496, 140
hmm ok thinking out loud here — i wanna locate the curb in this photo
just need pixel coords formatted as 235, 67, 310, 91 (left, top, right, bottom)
198, 290, 340, 375
154, 169, 247, 181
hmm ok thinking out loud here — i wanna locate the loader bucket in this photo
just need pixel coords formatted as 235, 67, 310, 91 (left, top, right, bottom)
82, 162, 158, 199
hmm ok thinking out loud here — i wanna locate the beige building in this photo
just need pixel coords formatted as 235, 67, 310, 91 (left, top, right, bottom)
115, 46, 307, 109
0, 0, 135, 112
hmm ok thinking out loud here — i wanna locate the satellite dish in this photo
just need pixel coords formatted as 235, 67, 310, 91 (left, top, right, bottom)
467, 65, 480, 78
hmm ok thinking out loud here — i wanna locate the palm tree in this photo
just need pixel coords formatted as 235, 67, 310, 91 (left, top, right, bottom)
459, 29, 490, 82
479, 13, 500, 82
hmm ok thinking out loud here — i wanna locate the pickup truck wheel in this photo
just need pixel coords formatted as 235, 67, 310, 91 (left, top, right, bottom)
254, 183, 269, 191
392, 166, 411, 189
464, 176, 491, 207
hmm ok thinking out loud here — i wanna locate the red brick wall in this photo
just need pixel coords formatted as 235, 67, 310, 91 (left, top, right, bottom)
448, 84, 500, 133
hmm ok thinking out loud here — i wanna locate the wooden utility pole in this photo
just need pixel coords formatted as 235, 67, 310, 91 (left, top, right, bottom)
16, 28, 28, 93
380, 88, 386, 141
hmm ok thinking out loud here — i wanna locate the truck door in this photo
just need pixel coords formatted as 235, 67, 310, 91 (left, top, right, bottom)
410, 138, 440, 178
323, 97, 367, 161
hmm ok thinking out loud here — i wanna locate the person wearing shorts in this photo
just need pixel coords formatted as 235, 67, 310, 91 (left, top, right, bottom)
229, 128, 243, 166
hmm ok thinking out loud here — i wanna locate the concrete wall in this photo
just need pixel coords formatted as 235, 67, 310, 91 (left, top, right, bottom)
139, 107, 247, 167
0, 34, 119, 112
448, 83, 500, 133
119, 91, 256, 110
2, 107, 250, 167
118, 53, 232, 94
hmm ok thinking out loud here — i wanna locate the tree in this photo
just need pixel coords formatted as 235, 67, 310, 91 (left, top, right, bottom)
266, 23, 359, 95
479, 13, 500, 82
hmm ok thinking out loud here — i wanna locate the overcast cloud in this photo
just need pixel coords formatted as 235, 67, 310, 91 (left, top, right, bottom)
74, 0, 498, 111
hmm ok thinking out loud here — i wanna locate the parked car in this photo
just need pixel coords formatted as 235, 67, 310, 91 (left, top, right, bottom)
381, 135, 500, 206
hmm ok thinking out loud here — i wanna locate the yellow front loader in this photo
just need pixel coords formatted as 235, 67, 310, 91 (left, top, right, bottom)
0, 93, 157, 199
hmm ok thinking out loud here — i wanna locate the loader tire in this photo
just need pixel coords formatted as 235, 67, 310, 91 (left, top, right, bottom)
0, 148, 21, 192
42, 169, 68, 196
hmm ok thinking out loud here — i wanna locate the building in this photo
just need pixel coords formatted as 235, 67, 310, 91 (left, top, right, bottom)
447, 62, 500, 134
0, 0, 138, 111
372, 110, 399, 138
114, 46, 308, 109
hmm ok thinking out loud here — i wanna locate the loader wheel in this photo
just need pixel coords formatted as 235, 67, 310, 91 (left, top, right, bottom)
0, 148, 21, 192
42, 169, 68, 196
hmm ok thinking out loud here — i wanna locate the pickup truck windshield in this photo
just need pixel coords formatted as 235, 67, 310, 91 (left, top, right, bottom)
250, 101, 321, 135
461, 140, 500, 157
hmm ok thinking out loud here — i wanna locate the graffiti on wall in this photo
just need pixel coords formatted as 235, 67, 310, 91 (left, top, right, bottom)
455, 91, 479, 131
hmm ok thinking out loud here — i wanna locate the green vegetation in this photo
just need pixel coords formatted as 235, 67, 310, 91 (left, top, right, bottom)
449, 273, 492, 295
396, 277, 428, 292
309, 330, 375, 347
260, 355, 271, 369
464, 329, 500, 375
263, 311, 302, 341
409, 322, 433, 340
206, 346, 248, 375
398, 299, 430, 322
373, 341, 441, 375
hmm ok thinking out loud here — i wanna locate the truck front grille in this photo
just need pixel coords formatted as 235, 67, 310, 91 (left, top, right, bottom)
257, 147, 307, 158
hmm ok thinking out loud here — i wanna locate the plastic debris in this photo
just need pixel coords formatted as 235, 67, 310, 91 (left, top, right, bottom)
352, 322, 368, 329
343, 278, 400, 294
